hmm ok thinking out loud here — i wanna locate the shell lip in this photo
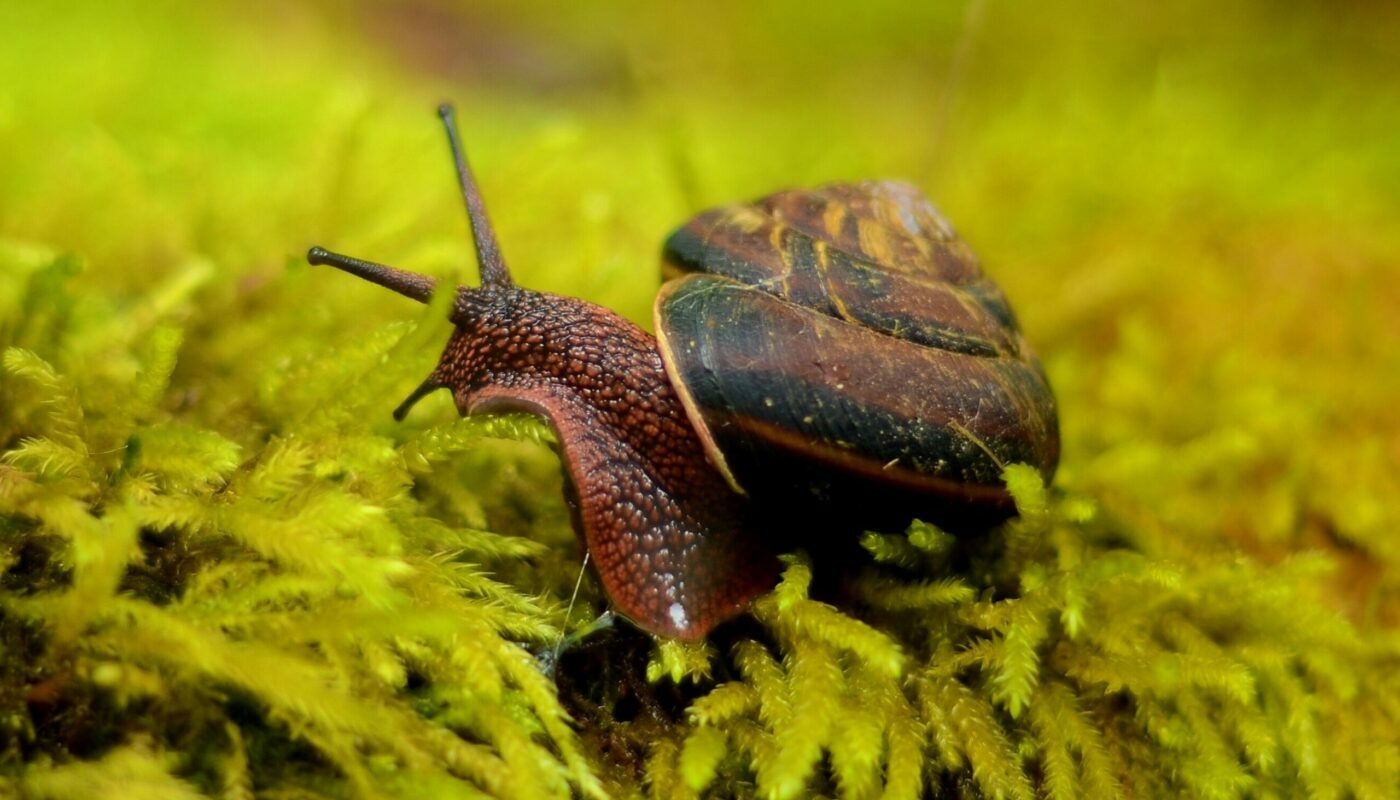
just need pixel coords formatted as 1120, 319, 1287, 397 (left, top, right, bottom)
654, 275, 747, 497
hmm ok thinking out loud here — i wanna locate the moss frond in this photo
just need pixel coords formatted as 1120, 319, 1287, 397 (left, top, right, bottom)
125, 324, 183, 422
648, 639, 715, 685
687, 681, 758, 727
987, 604, 1045, 719
402, 415, 557, 474
10, 743, 204, 800
849, 574, 975, 610
678, 724, 726, 792
754, 557, 905, 678
3, 347, 86, 453
919, 672, 1035, 800
132, 425, 243, 492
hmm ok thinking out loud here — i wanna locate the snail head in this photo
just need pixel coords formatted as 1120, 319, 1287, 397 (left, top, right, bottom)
307, 103, 522, 420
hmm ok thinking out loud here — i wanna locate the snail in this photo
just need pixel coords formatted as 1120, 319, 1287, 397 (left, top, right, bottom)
307, 105, 1058, 641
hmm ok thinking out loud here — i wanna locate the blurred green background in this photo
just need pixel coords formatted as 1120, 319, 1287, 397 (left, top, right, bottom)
1, 1, 1399, 794
3, 0, 1397, 617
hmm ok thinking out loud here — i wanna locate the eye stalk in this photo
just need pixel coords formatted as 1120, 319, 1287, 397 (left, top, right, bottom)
306, 247, 437, 303
306, 102, 513, 294
437, 103, 512, 288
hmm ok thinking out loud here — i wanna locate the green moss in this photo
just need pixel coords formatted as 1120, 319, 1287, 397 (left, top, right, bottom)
1, 260, 601, 798
640, 473, 1398, 798
2, 1, 1398, 797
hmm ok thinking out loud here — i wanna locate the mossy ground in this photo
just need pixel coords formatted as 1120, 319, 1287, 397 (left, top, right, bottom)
2, 1, 1398, 798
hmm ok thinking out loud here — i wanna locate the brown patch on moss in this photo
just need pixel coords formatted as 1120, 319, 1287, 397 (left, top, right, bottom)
362, 1, 626, 95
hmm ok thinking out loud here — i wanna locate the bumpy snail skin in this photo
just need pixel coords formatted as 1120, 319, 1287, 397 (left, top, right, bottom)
432, 286, 779, 640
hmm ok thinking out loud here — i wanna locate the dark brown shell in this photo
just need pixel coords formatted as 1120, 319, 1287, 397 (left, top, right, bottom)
656, 181, 1059, 508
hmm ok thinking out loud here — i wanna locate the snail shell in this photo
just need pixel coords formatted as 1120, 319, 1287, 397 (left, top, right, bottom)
656, 181, 1059, 513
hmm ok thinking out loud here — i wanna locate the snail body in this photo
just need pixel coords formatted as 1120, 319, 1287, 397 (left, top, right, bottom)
413, 280, 778, 639
308, 106, 1058, 640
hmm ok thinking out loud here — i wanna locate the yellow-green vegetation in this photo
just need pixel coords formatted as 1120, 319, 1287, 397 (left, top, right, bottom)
2, 1, 1398, 798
